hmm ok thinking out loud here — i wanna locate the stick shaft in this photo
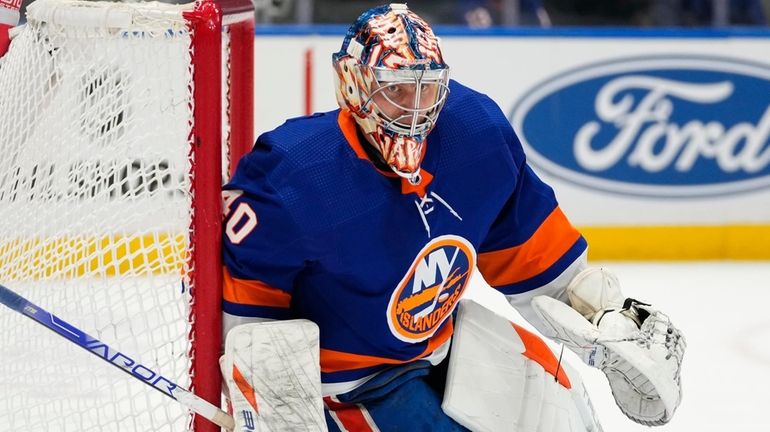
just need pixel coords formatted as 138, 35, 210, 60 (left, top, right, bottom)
0, 283, 234, 430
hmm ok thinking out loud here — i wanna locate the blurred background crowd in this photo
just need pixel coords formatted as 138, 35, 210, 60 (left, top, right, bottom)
251, 0, 770, 27
14, 0, 770, 27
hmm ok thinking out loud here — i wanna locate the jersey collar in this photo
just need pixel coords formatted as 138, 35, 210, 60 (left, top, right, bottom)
337, 110, 433, 197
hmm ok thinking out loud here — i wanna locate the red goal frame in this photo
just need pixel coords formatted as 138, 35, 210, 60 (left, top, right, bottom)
186, 1, 253, 430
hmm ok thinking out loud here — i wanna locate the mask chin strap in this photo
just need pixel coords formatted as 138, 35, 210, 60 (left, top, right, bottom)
391, 165, 422, 185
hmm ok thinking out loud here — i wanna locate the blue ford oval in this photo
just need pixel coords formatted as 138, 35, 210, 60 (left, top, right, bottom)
509, 55, 770, 197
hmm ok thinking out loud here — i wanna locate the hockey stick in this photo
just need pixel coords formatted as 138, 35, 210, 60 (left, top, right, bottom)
0, 283, 234, 430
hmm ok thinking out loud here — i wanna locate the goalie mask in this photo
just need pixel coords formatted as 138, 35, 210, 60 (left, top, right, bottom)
333, 3, 450, 182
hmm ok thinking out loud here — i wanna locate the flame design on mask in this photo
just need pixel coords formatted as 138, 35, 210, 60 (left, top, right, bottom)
372, 125, 424, 175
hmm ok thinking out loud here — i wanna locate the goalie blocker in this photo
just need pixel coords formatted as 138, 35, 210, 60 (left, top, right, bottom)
220, 320, 327, 431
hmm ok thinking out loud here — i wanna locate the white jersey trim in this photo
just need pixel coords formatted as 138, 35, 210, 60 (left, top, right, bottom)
504, 249, 588, 335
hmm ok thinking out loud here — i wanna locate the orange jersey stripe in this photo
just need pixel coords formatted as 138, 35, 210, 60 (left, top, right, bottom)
477, 206, 581, 286
223, 267, 291, 308
511, 323, 571, 389
319, 320, 453, 373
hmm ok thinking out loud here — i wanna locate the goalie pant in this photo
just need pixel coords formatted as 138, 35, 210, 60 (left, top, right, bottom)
322, 359, 468, 432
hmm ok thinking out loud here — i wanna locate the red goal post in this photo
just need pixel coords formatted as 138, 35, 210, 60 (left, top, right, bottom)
0, 0, 254, 430
187, 1, 254, 431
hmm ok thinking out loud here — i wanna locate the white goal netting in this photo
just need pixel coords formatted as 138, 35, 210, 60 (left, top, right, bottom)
0, 1, 229, 430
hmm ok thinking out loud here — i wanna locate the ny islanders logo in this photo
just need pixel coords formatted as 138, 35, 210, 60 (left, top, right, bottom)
387, 235, 475, 342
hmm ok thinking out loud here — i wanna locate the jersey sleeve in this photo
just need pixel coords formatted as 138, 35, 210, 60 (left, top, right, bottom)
222, 140, 310, 323
476, 126, 588, 299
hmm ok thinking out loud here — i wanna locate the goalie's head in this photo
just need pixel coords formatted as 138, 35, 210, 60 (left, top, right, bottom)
332, 3, 450, 182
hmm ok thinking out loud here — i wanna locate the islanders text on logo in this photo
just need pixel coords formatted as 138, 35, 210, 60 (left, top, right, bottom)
510, 56, 770, 197
387, 235, 475, 343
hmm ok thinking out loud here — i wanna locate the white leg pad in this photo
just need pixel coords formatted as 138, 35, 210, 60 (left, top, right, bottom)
442, 299, 603, 432
220, 319, 327, 431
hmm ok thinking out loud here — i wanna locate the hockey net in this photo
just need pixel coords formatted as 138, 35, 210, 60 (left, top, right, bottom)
0, 0, 253, 430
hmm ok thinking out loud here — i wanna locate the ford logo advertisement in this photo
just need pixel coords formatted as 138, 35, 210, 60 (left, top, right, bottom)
510, 56, 770, 197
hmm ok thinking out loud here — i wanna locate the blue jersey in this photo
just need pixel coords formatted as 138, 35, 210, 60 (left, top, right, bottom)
222, 80, 587, 395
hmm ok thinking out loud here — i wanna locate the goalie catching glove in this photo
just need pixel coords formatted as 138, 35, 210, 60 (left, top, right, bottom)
531, 268, 686, 426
